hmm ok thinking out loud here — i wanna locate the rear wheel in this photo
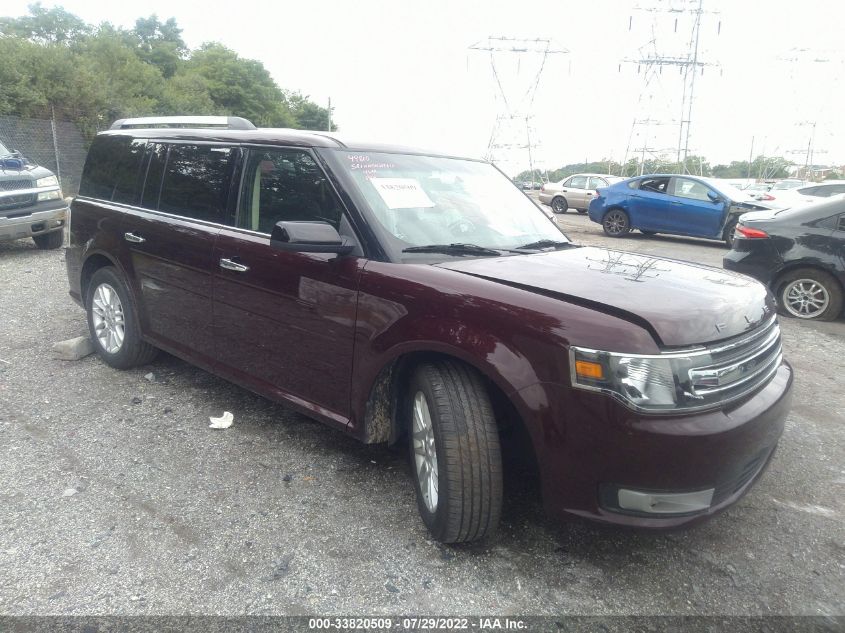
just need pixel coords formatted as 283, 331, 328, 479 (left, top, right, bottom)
551, 196, 568, 214
33, 230, 63, 250
407, 360, 502, 543
776, 268, 843, 321
86, 267, 158, 368
723, 218, 739, 248
603, 209, 630, 237
577, 208, 588, 214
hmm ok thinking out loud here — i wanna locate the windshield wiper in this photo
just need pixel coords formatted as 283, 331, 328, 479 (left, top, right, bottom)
515, 239, 572, 251
402, 243, 504, 256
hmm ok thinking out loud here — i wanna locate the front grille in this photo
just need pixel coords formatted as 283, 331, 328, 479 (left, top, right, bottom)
0, 179, 32, 192
684, 318, 782, 407
0, 193, 36, 211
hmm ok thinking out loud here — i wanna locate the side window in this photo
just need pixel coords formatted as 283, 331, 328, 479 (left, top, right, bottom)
157, 144, 235, 224
111, 140, 146, 204
239, 149, 343, 234
672, 177, 713, 201
823, 185, 845, 197
639, 177, 671, 194
140, 143, 167, 211
797, 186, 819, 196
588, 177, 607, 189
568, 175, 588, 189
79, 136, 144, 203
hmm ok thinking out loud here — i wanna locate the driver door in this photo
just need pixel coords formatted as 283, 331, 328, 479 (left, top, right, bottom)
667, 177, 726, 237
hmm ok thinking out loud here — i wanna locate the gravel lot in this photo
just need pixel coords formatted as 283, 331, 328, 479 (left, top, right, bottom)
0, 207, 843, 619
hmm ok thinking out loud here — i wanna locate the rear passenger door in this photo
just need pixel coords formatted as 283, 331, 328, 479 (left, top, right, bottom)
212, 147, 362, 428
627, 176, 672, 231
126, 142, 237, 366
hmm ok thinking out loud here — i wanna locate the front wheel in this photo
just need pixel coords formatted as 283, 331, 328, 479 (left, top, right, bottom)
777, 268, 843, 321
603, 209, 630, 237
407, 361, 502, 543
86, 267, 158, 369
577, 208, 588, 214
551, 196, 568, 214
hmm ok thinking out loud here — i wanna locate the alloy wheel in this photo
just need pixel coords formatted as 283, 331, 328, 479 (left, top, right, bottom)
604, 210, 629, 236
412, 390, 439, 513
783, 279, 830, 319
91, 283, 126, 353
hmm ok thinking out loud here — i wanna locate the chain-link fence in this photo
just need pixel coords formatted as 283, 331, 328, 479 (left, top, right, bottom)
0, 115, 88, 196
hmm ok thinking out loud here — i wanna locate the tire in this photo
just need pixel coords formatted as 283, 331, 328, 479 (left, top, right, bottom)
551, 196, 568, 214
776, 268, 843, 321
602, 209, 630, 237
640, 229, 657, 236
406, 360, 503, 543
723, 218, 739, 248
577, 209, 588, 214
33, 229, 63, 250
86, 267, 158, 369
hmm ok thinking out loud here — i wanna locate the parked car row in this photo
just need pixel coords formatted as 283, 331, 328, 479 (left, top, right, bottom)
528, 170, 843, 322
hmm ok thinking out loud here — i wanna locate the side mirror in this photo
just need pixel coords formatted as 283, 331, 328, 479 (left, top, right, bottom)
707, 191, 722, 203
270, 221, 355, 255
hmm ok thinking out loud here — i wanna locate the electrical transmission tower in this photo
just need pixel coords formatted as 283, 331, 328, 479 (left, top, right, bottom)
620, 0, 721, 175
469, 36, 567, 182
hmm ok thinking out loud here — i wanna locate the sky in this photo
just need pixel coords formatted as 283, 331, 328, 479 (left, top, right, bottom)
4, 0, 844, 175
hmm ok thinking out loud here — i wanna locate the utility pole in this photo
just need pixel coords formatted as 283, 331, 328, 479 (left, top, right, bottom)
327, 97, 332, 132
469, 36, 567, 181
747, 136, 754, 179
621, 1, 721, 174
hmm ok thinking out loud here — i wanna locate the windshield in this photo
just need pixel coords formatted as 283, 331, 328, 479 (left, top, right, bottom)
701, 178, 753, 201
328, 150, 567, 257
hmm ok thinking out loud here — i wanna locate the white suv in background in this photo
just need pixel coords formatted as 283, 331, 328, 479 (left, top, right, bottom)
539, 173, 625, 214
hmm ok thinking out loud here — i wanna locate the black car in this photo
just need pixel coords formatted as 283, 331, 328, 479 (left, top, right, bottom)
723, 196, 845, 321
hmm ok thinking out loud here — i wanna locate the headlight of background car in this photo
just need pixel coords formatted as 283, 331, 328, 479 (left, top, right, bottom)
36, 175, 59, 188
570, 347, 695, 411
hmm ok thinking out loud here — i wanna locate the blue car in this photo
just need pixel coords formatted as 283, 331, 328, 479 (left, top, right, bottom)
588, 174, 772, 247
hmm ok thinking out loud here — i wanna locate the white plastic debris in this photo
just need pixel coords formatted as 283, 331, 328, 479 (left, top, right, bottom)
62, 488, 78, 497
208, 411, 234, 430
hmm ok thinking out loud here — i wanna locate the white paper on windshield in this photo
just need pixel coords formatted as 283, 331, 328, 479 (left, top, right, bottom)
371, 178, 435, 209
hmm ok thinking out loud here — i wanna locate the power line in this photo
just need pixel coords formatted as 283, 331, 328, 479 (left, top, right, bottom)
469, 36, 567, 183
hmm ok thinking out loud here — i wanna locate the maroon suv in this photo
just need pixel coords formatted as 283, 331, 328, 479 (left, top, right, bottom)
66, 117, 793, 543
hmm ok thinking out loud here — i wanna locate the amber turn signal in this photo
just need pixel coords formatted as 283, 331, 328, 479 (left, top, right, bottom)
575, 360, 604, 380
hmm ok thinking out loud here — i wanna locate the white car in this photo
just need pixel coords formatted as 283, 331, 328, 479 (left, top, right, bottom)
539, 173, 625, 214
762, 181, 845, 208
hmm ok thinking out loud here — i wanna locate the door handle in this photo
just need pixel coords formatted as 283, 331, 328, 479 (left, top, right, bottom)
124, 232, 145, 243
219, 258, 249, 273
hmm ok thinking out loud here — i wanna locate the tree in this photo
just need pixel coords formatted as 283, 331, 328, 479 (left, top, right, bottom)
0, 2, 90, 45
131, 15, 186, 79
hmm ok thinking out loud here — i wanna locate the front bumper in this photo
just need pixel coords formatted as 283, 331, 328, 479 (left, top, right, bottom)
528, 360, 792, 528
0, 203, 68, 241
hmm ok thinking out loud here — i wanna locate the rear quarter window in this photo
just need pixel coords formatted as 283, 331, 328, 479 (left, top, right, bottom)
79, 136, 145, 202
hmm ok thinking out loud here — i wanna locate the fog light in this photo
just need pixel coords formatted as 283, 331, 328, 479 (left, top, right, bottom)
618, 488, 714, 514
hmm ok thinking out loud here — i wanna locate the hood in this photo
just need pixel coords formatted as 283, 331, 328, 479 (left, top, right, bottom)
0, 162, 48, 180
436, 246, 775, 347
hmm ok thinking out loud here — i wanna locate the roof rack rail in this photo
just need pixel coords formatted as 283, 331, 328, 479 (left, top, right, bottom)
110, 116, 257, 131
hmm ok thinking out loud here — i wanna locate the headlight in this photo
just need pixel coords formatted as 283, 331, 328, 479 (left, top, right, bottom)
36, 175, 59, 188
572, 347, 679, 411
37, 190, 61, 201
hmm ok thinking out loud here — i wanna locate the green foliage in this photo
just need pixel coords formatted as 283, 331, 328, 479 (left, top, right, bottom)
0, 4, 334, 140
519, 154, 793, 183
